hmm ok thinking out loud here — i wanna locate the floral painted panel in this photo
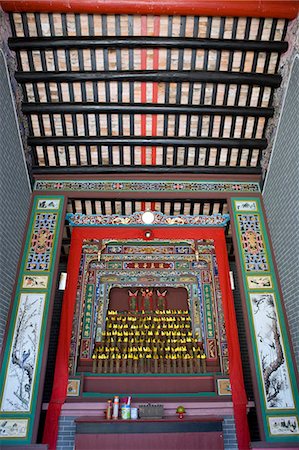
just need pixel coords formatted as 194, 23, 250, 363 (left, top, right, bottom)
250, 293, 294, 409
22, 275, 49, 289
1, 293, 46, 412
26, 213, 57, 271
236, 213, 269, 272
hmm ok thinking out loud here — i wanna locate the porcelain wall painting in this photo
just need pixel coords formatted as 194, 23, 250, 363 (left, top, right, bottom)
247, 276, 272, 289
235, 201, 257, 211
268, 416, 299, 435
22, 275, 48, 289
0, 419, 28, 438
250, 293, 294, 410
0, 293, 46, 412
37, 199, 60, 210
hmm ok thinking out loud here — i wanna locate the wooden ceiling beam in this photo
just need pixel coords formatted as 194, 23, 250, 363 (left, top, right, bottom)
8, 36, 288, 53
16, 70, 281, 87
32, 165, 262, 176
22, 102, 274, 118
28, 136, 267, 149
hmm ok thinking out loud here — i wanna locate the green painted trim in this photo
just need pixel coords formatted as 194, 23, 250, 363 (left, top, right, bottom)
0, 196, 65, 444
231, 197, 299, 443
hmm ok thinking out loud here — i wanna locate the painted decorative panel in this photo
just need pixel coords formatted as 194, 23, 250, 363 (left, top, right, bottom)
22, 275, 49, 289
0, 196, 64, 445
250, 293, 294, 409
231, 197, 299, 443
268, 416, 299, 436
26, 213, 57, 271
67, 212, 229, 227
66, 379, 81, 397
1, 293, 46, 412
217, 379, 231, 396
0, 419, 28, 439
236, 213, 269, 272
247, 275, 272, 290
35, 179, 260, 194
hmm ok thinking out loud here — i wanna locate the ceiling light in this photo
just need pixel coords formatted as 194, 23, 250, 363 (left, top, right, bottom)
141, 211, 155, 224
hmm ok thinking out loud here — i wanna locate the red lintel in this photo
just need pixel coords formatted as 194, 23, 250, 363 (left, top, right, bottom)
1, 0, 298, 19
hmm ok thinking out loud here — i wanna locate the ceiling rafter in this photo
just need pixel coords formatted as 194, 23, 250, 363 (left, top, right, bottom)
6, 12, 289, 175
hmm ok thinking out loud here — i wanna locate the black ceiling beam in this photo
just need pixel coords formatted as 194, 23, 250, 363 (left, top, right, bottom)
32, 164, 262, 175
8, 36, 288, 53
28, 136, 267, 149
22, 102, 274, 118
16, 70, 281, 87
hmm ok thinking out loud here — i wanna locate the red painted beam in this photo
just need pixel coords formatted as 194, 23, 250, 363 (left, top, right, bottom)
1, 0, 298, 19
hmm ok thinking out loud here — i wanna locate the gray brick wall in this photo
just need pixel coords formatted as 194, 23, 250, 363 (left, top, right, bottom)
56, 414, 237, 449
223, 416, 238, 449
56, 416, 76, 450
0, 49, 31, 350
263, 55, 299, 370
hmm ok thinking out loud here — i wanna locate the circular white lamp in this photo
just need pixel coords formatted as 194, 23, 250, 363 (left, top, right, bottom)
141, 211, 155, 224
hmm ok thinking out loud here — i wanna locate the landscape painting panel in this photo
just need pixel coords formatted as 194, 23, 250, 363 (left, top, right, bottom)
235, 200, 257, 211
247, 276, 272, 289
37, 199, 60, 210
268, 416, 299, 436
250, 293, 295, 409
0, 419, 28, 438
1, 293, 46, 412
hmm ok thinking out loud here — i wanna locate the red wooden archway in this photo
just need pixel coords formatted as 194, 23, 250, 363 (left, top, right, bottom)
43, 226, 250, 450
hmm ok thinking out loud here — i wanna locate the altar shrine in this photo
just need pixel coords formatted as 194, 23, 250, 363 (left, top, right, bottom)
71, 239, 227, 377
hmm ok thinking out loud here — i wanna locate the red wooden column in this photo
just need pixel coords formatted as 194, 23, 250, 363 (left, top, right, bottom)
214, 230, 250, 450
43, 228, 83, 450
